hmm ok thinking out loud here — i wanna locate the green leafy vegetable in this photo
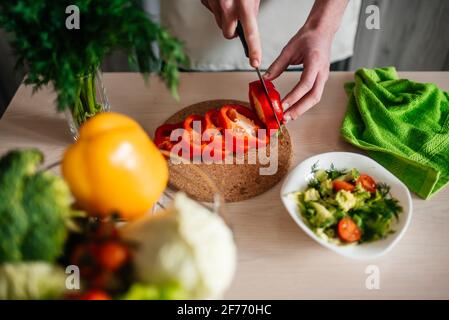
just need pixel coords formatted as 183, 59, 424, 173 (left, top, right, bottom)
326, 163, 347, 180
0, 149, 43, 262
310, 161, 320, 174
20, 171, 73, 261
307, 178, 321, 189
376, 182, 391, 197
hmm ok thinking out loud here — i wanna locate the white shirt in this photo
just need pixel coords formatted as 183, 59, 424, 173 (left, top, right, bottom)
158, 0, 361, 71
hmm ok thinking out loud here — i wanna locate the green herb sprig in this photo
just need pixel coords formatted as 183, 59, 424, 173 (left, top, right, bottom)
326, 163, 347, 180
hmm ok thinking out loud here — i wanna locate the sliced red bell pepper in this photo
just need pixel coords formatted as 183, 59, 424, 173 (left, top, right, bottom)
249, 79, 284, 132
204, 110, 221, 128
202, 141, 229, 161
218, 104, 268, 154
155, 105, 271, 161
181, 114, 206, 159
203, 109, 230, 160
204, 110, 222, 140
154, 122, 183, 151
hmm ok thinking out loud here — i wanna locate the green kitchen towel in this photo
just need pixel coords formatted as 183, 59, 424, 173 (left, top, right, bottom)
341, 67, 449, 199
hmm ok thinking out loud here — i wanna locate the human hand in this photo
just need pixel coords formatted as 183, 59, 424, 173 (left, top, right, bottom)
264, 26, 333, 121
200, 0, 261, 67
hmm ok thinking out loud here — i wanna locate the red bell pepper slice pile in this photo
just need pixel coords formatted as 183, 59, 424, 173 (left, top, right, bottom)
249, 79, 284, 131
153, 104, 270, 160
218, 104, 268, 154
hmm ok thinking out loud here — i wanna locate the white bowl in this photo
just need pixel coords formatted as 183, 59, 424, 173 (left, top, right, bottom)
280, 152, 412, 260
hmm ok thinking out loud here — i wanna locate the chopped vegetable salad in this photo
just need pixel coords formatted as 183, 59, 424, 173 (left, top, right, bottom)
291, 164, 402, 245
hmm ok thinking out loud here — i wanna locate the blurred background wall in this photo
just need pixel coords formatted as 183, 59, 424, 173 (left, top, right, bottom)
351, 0, 449, 70
0, 28, 25, 117
1, 0, 449, 117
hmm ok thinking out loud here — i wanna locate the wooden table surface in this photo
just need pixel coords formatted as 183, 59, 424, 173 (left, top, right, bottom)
1, 72, 448, 299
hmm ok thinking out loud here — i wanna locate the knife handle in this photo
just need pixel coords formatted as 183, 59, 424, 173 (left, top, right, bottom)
236, 21, 249, 58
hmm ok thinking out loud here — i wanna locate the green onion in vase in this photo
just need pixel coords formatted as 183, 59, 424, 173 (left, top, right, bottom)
0, 0, 188, 139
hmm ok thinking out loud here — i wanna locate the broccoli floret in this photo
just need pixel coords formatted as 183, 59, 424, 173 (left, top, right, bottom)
0, 149, 43, 262
335, 190, 357, 212
353, 183, 371, 209
0, 203, 28, 262
0, 150, 43, 192
0, 149, 73, 263
314, 169, 328, 182
290, 192, 307, 214
309, 202, 336, 228
350, 168, 361, 181
304, 188, 320, 202
21, 171, 71, 261
319, 179, 333, 197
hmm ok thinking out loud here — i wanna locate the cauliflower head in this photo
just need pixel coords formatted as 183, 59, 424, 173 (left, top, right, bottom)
121, 192, 236, 299
0, 262, 66, 299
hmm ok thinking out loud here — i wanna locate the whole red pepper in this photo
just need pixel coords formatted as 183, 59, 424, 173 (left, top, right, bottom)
249, 79, 284, 131
218, 104, 268, 154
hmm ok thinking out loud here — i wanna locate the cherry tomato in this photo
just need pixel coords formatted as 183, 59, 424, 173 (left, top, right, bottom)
356, 174, 377, 193
338, 217, 362, 243
77, 289, 111, 300
70, 243, 99, 278
332, 180, 355, 192
90, 271, 113, 289
97, 242, 129, 271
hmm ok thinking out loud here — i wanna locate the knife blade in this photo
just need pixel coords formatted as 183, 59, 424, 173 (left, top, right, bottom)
236, 21, 283, 134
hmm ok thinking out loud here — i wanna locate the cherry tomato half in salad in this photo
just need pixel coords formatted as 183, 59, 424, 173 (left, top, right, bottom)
338, 217, 362, 243
356, 174, 377, 193
332, 180, 355, 192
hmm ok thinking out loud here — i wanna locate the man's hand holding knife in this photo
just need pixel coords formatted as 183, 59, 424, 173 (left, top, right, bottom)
200, 0, 349, 121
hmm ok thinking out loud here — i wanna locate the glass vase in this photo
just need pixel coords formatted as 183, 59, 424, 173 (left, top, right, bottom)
65, 68, 110, 140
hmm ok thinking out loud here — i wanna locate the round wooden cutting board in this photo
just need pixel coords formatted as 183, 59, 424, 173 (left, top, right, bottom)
163, 99, 292, 202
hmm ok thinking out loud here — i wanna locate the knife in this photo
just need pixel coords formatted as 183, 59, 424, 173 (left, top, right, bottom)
235, 21, 283, 134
